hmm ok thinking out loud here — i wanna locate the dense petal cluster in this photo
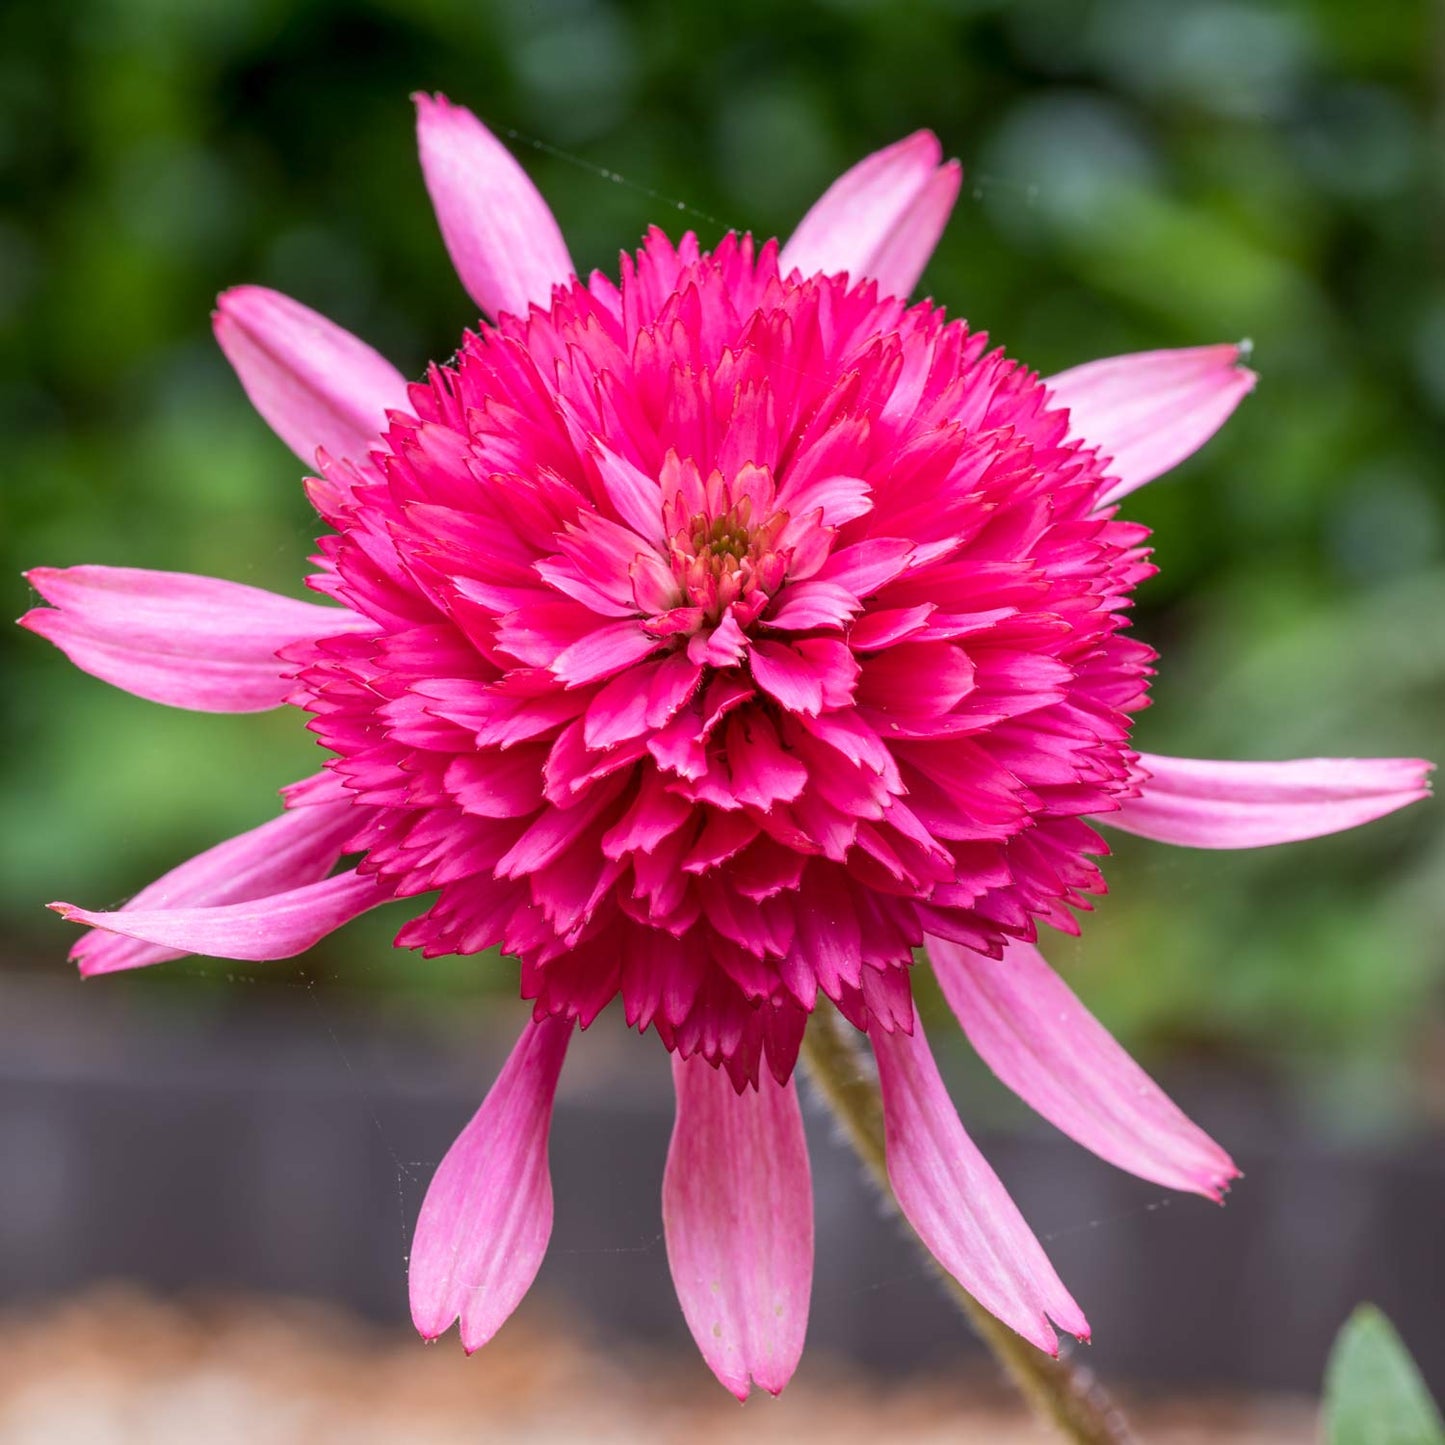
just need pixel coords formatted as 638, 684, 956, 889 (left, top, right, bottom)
24, 94, 1431, 1398
289, 228, 1153, 1090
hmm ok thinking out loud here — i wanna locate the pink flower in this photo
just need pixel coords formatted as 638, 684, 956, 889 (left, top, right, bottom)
24, 95, 1432, 1397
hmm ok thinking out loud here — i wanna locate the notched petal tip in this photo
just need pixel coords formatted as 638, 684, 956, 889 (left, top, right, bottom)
893, 128, 945, 164
1213, 1163, 1247, 1200
411, 91, 462, 134
53, 907, 103, 973
1207, 1160, 1245, 1201
1227, 350, 1259, 393
210, 285, 301, 356
1052, 1300, 1092, 1348
50, 906, 116, 980
212, 282, 261, 316
20, 568, 75, 627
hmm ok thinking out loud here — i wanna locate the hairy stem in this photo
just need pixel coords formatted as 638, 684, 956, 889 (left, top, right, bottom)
799, 1005, 1137, 1445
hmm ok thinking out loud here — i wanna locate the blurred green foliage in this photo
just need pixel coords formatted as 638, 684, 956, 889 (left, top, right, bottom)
1324, 1304, 1444, 1443
2, 0, 1440, 1120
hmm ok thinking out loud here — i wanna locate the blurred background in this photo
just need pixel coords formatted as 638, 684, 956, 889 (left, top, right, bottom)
2, 0, 1442, 1436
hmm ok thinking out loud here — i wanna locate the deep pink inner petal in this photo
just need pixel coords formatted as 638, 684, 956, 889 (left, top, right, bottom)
279, 227, 1155, 1082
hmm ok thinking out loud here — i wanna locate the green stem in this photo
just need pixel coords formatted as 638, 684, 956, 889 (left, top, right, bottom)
799, 1005, 1137, 1445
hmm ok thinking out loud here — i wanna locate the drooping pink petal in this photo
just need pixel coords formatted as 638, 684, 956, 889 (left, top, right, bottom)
1045, 344, 1256, 507
414, 93, 575, 320
1107, 753, 1433, 848
780, 132, 959, 298
72, 793, 361, 976
663, 1052, 813, 1400
213, 285, 409, 465
410, 1014, 572, 1350
929, 934, 1238, 1199
21, 566, 372, 712
869, 1011, 1088, 1355
50, 869, 388, 961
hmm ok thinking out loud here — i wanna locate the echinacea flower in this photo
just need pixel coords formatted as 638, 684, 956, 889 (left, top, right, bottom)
24, 94, 1432, 1400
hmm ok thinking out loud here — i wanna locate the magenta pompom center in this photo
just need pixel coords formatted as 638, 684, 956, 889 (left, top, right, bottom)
290, 228, 1154, 1088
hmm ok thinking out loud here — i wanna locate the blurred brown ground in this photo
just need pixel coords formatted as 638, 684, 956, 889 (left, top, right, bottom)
0, 1288, 1315, 1443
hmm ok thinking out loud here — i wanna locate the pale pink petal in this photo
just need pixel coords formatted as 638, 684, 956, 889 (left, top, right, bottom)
72, 793, 360, 976
50, 869, 388, 961
929, 934, 1238, 1199
1045, 344, 1256, 507
1107, 753, 1433, 849
21, 566, 370, 713
869, 1012, 1088, 1354
663, 1053, 812, 1400
780, 132, 959, 298
415, 93, 575, 320
410, 1015, 572, 1350
863, 160, 963, 300
213, 285, 408, 465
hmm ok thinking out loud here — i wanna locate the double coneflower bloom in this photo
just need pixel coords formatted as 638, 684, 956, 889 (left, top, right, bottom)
25, 95, 1430, 1399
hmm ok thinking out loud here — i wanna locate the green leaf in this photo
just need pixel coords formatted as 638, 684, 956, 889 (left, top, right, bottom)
1324, 1305, 1445, 1445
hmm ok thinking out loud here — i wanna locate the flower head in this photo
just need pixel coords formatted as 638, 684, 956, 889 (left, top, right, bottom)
24, 94, 1432, 1398
282, 221, 1158, 1102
